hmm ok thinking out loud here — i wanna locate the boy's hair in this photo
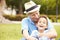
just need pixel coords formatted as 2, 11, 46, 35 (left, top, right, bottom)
39, 15, 48, 25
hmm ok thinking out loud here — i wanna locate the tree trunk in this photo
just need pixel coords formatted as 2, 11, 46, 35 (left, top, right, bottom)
56, 0, 58, 22
19, 0, 23, 15
0, 0, 11, 23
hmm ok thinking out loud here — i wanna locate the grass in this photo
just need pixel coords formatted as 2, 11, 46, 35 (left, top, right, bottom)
0, 24, 22, 40
58, 19, 60, 22
54, 25, 60, 40
0, 24, 60, 40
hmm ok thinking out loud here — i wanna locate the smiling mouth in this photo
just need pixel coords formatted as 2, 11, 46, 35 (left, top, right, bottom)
40, 26, 43, 27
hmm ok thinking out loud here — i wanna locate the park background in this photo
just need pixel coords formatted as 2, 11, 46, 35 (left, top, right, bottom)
0, 0, 60, 40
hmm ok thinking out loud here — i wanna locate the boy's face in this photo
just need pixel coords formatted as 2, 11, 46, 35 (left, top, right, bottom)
37, 17, 47, 30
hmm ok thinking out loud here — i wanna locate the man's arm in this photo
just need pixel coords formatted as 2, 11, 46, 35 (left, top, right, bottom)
46, 18, 57, 38
44, 28, 57, 38
22, 29, 30, 39
21, 18, 37, 40
23, 29, 38, 40
39, 27, 57, 39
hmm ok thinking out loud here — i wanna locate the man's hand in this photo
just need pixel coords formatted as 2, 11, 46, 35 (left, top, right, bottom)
27, 36, 38, 40
39, 29, 57, 38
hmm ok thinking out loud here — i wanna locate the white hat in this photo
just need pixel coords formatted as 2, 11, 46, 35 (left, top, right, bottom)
24, 1, 41, 14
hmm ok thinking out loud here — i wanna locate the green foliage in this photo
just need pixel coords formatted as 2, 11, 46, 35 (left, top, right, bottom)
48, 15, 60, 22
3, 14, 60, 22
3, 14, 27, 21
33, 0, 56, 15
6, 0, 60, 15
6, 0, 20, 9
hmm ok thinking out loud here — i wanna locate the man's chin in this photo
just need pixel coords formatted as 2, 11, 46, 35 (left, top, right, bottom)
33, 20, 38, 23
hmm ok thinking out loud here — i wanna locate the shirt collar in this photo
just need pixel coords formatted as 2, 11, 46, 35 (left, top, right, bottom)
28, 16, 35, 25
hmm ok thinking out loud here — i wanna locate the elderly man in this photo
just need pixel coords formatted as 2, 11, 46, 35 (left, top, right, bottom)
21, 1, 57, 40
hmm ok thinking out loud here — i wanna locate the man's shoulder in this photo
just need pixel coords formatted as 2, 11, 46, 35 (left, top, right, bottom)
22, 17, 29, 22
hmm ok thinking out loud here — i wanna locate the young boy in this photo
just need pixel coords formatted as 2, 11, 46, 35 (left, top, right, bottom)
31, 16, 54, 40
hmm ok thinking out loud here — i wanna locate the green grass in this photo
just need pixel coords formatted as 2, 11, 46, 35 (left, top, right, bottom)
0, 24, 22, 40
58, 19, 60, 22
54, 25, 60, 40
0, 24, 60, 40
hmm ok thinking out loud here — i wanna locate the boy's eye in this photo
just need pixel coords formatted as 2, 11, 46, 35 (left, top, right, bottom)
43, 22, 45, 24
43, 22, 47, 25
39, 21, 41, 23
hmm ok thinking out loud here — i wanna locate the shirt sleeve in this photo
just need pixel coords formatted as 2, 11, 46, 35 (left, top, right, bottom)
21, 18, 28, 31
47, 18, 54, 30
31, 30, 39, 38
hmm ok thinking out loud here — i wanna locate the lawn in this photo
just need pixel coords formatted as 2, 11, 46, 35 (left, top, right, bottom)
0, 23, 60, 40
54, 25, 60, 40
0, 24, 22, 40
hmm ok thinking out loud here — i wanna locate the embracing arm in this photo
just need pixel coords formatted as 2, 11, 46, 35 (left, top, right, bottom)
22, 18, 37, 40
22, 30, 30, 39
43, 28, 57, 38
39, 27, 57, 39
23, 29, 38, 40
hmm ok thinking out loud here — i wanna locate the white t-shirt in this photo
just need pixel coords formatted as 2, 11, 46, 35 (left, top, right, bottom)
31, 30, 53, 40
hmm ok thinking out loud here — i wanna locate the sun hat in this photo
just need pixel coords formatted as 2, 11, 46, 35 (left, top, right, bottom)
24, 1, 41, 14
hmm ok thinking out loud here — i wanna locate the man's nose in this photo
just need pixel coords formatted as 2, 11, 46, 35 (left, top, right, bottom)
35, 15, 39, 18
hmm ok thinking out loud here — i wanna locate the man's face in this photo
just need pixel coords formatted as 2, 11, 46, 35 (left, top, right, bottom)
29, 11, 40, 22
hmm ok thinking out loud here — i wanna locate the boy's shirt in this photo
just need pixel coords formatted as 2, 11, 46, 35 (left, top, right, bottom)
31, 30, 53, 40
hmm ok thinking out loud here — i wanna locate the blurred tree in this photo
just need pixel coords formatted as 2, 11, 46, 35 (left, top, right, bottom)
56, 0, 58, 22
33, 0, 56, 15
0, 0, 11, 23
6, 0, 60, 15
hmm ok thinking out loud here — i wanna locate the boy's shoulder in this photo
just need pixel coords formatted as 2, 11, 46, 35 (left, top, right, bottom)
31, 30, 39, 37
32, 30, 38, 33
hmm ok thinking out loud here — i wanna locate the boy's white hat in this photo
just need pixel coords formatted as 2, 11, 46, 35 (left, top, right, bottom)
24, 1, 41, 14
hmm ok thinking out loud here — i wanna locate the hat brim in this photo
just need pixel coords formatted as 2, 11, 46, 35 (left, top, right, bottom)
24, 5, 41, 14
